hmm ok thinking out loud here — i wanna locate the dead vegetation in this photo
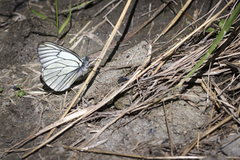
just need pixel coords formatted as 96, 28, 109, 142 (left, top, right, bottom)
1, 0, 240, 159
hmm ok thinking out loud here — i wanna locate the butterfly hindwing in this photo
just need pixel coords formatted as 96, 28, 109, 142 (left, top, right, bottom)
37, 42, 87, 91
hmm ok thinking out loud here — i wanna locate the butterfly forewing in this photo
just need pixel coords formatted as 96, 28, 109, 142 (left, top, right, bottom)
37, 42, 87, 92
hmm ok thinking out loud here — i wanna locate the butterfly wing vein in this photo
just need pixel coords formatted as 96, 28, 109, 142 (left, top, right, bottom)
37, 42, 86, 91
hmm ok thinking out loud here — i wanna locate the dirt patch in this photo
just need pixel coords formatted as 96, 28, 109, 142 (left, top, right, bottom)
0, 0, 238, 159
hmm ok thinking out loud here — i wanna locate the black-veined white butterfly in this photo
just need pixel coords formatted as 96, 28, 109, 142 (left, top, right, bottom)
37, 42, 88, 92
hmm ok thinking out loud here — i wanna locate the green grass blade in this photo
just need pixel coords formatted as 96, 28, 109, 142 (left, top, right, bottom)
71, 0, 94, 11
58, 1, 71, 34
60, 0, 95, 14
174, 2, 240, 89
28, 3, 57, 27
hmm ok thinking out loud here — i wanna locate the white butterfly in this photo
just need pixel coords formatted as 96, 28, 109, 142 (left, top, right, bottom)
37, 42, 88, 92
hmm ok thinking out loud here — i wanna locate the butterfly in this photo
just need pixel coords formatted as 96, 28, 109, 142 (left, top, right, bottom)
37, 42, 88, 92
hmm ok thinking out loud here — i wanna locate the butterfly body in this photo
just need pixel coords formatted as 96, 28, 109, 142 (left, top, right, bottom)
38, 42, 88, 91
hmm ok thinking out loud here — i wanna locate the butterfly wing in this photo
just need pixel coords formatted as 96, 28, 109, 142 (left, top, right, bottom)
38, 42, 86, 91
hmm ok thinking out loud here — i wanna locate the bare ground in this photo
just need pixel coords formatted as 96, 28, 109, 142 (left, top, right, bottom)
0, 0, 239, 159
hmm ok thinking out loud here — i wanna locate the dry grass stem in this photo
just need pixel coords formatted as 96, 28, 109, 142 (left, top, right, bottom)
64, 146, 207, 159
4, 0, 240, 159
103, 0, 123, 18
94, 0, 118, 17
69, 20, 91, 44
181, 115, 233, 156
21, 0, 133, 158
153, 0, 192, 43
163, 101, 174, 156
105, 17, 122, 36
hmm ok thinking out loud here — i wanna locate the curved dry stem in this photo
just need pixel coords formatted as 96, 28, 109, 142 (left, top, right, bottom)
21, 0, 133, 158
